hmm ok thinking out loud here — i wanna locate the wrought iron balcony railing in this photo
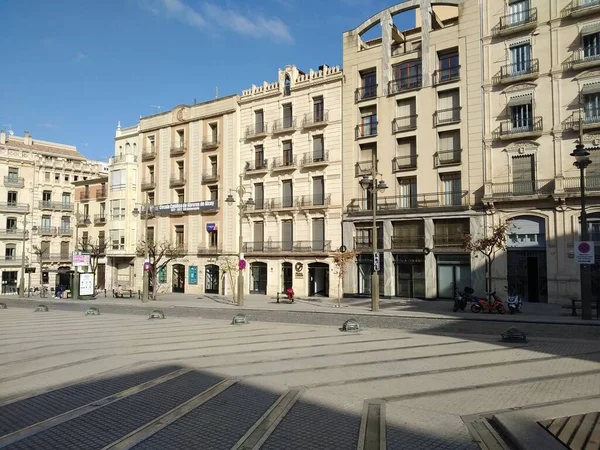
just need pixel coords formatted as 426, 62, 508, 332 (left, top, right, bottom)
169, 175, 186, 187
392, 115, 418, 132
392, 155, 417, 172
38, 226, 57, 236
500, 59, 539, 81
202, 137, 220, 150
488, 179, 555, 197
272, 155, 297, 170
301, 151, 329, 166
297, 194, 331, 208
197, 244, 222, 254
355, 121, 378, 139
434, 107, 461, 126
0, 202, 29, 213
354, 236, 384, 250
0, 228, 27, 239
243, 241, 331, 253
96, 189, 107, 200
347, 191, 470, 213
391, 235, 425, 249
245, 123, 269, 139
433, 66, 460, 85
0, 256, 28, 265
302, 111, 329, 128
4, 176, 24, 188
94, 214, 107, 225
388, 75, 422, 95
434, 150, 462, 167
201, 172, 220, 184
571, 0, 600, 15
498, 117, 543, 138
141, 150, 156, 161
245, 159, 269, 172
433, 234, 465, 248
355, 85, 378, 102
141, 178, 156, 190
272, 117, 297, 133
59, 226, 73, 236
170, 145, 186, 156
496, 8, 537, 34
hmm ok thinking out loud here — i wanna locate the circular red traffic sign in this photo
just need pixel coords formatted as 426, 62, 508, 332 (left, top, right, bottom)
578, 242, 591, 253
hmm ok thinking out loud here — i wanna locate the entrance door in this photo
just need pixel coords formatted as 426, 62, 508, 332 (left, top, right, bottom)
1, 271, 17, 294
56, 268, 71, 290
308, 263, 329, 297
250, 262, 267, 294
205, 264, 219, 294
97, 264, 105, 289
172, 264, 185, 293
394, 258, 425, 298
507, 251, 547, 302
437, 255, 471, 299
282, 263, 292, 292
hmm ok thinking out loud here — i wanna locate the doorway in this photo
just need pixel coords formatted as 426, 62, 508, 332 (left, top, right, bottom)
394, 255, 425, 298
282, 262, 292, 292
1, 271, 17, 294
172, 264, 185, 293
250, 262, 267, 294
97, 264, 105, 289
308, 262, 329, 297
56, 268, 72, 290
357, 253, 383, 296
205, 264, 219, 294
507, 251, 547, 302
436, 254, 471, 299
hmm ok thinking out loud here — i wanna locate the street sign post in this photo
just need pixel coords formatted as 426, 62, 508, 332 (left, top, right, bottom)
575, 241, 595, 264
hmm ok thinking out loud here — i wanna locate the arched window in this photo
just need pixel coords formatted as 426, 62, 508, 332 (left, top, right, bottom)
507, 215, 545, 248
284, 75, 291, 96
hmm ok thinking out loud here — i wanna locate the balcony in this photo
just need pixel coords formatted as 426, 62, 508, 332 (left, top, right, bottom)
272, 117, 297, 134
245, 159, 269, 175
0, 256, 27, 266
354, 236, 384, 251
60, 202, 74, 212
391, 235, 425, 249
355, 160, 374, 177
39, 200, 72, 211
388, 75, 422, 95
58, 226, 73, 237
355, 121, 378, 140
79, 191, 91, 202
392, 115, 418, 133
46, 253, 71, 262
487, 179, 555, 198
297, 194, 331, 209
0, 202, 29, 213
434, 107, 461, 126
245, 123, 269, 139
271, 155, 297, 171
77, 215, 90, 226
392, 155, 418, 172
434, 149, 462, 168
563, 175, 600, 195
141, 150, 156, 161
170, 145, 186, 157
197, 244, 222, 254
141, 178, 156, 191
267, 197, 297, 211
302, 111, 329, 128
38, 226, 57, 236
96, 189, 107, 200
433, 234, 465, 248
109, 154, 138, 165
245, 199, 268, 213
0, 228, 27, 239
202, 137, 220, 150
4, 176, 24, 188
570, 0, 600, 17
201, 172, 220, 184
433, 66, 460, 85
566, 110, 600, 131
347, 191, 470, 214
301, 151, 329, 168
355, 85, 378, 103
94, 214, 107, 225
497, 117, 543, 140
498, 59, 539, 84
243, 241, 331, 254
495, 8, 538, 36
571, 46, 600, 70
169, 175, 186, 188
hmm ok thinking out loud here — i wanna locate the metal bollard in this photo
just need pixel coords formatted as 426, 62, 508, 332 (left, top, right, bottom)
276, 292, 280, 303
138, 290, 141, 299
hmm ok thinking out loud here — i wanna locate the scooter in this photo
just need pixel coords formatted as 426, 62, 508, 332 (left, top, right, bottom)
505, 286, 523, 314
453, 288, 468, 312
471, 290, 506, 314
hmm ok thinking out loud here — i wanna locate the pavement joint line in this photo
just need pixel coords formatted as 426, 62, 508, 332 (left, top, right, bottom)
100, 378, 237, 450
463, 417, 511, 450
297, 349, 600, 390
381, 368, 600, 402
236, 345, 534, 378
0, 354, 115, 383
357, 399, 386, 450
0, 367, 192, 447
231, 388, 305, 450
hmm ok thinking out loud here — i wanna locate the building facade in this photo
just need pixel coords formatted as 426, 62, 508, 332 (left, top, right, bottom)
482, 0, 600, 304
341, 0, 487, 300
0, 130, 105, 294
108, 97, 241, 295
239, 65, 343, 297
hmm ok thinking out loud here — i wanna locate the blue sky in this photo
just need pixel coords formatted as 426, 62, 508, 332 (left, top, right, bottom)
0, 0, 411, 160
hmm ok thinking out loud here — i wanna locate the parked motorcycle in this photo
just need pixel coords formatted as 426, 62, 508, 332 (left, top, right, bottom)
505, 286, 523, 314
470, 290, 506, 314
453, 288, 468, 312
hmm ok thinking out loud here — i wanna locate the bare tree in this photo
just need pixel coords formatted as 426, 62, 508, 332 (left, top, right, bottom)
218, 256, 239, 302
332, 249, 359, 307
77, 237, 104, 275
31, 245, 49, 296
136, 238, 186, 301
462, 222, 508, 296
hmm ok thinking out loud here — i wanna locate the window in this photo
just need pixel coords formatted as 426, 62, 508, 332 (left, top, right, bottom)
440, 173, 462, 206
62, 192, 71, 206
147, 192, 155, 205
209, 156, 218, 176
512, 155, 535, 194
40, 241, 50, 258
360, 71, 377, 99
437, 89, 460, 123
61, 216, 70, 232
313, 135, 324, 161
313, 176, 325, 205
55, 173, 60, 182
283, 141, 293, 166
254, 110, 265, 133
282, 180, 293, 208
312, 218, 325, 251
391, 61, 421, 92
64, 174, 70, 182
254, 183, 264, 209
254, 221, 264, 251
146, 227, 154, 246
74, 175, 79, 181
177, 130, 185, 148
210, 123, 218, 143
7, 167, 18, 181
359, 107, 378, 137
284, 74, 291, 96
395, 137, 417, 169
177, 161, 184, 180
110, 199, 125, 219
398, 177, 417, 208
584, 92, 600, 123
510, 42, 532, 74
437, 49, 459, 82
100, 202, 106, 217
41, 215, 52, 232
511, 103, 533, 130
147, 165, 155, 182
176, 189, 185, 204
110, 169, 126, 190
209, 186, 218, 202
5, 244, 15, 260
508, 0, 530, 26
60, 241, 70, 258
99, 231, 106, 250
438, 130, 461, 165
282, 104, 293, 128
6, 217, 16, 230
44, 171, 50, 182
583, 30, 600, 59
7, 191, 17, 205
282, 220, 293, 251
313, 96, 324, 122
435, 219, 469, 246
83, 204, 89, 220
110, 229, 125, 250
254, 145, 265, 169
208, 229, 218, 248
148, 136, 155, 152
175, 225, 184, 248
42, 191, 51, 202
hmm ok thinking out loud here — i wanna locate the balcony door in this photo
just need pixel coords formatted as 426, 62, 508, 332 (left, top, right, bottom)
282, 104, 293, 128
511, 103, 532, 131
282, 220, 293, 252
398, 177, 417, 208
512, 155, 535, 194
313, 176, 324, 206
254, 221, 264, 252
440, 173, 462, 206
583, 32, 600, 59
510, 43, 531, 75
508, 0, 529, 26
282, 180, 293, 208
312, 218, 325, 251
584, 93, 600, 123
392, 61, 421, 91
254, 183, 264, 210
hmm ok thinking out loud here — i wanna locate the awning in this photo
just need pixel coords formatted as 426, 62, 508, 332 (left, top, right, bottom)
581, 22, 600, 36
507, 93, 532, 106
581, 83, 600, 94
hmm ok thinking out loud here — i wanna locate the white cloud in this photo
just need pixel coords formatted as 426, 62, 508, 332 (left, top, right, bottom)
72, 51, 88, 62
141, 0, 292, 42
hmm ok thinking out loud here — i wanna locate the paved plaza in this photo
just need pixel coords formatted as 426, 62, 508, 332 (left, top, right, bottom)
0, 305, 599, 449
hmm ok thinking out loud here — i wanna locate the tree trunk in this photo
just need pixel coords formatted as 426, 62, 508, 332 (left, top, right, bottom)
337, 276, 342, 307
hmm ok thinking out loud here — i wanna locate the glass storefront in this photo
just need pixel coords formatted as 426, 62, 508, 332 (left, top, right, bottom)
436, 254, 471, 298
357, 253, 383, 296
394, 254, 425, 298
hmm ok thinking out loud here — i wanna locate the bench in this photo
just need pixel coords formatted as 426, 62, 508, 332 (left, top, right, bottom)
113, 288, 134, 298
564, 299, 599, 317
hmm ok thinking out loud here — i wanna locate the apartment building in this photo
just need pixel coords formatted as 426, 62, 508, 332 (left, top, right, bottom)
0, 130, 105, 293
73, 176, 108, 289
108, 97, 240, 294
481, 0, 600, 304
239, 65, 343, 297
341, 0, 486, 300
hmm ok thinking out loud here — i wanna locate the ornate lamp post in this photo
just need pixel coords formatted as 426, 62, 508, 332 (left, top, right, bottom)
571, 140, 593, 320
358, 154, 388, 312
225, 174, 255, 306
132, 201, 152, 303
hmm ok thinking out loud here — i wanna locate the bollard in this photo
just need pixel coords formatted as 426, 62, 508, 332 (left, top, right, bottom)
104, 289, 107, 298
276, 292, 280, 304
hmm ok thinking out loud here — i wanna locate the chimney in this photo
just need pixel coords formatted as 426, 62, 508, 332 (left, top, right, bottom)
0, 130, 5, 144
24, 131, 32, 145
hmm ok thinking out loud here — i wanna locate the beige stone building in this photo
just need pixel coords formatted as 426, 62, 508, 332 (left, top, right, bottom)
341, 0, 487, 300
0, 130, 105, 293
108, 96, 241, 295
239, 65, 343, 297
481, 0, 600, 304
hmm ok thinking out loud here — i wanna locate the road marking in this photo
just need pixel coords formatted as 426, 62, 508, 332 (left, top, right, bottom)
0, 368, 191, 447
357, 400, 386, 450
101, 378, 237, 450
231, 388, 304, 450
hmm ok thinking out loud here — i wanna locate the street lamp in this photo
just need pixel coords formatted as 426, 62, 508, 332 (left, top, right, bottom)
225, 174, 255, 306
18, 212, 29, 297
72, 205, 92, 301
132, 202, 152, 303
571, 139, 593, 320
359, 155, 388, 312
